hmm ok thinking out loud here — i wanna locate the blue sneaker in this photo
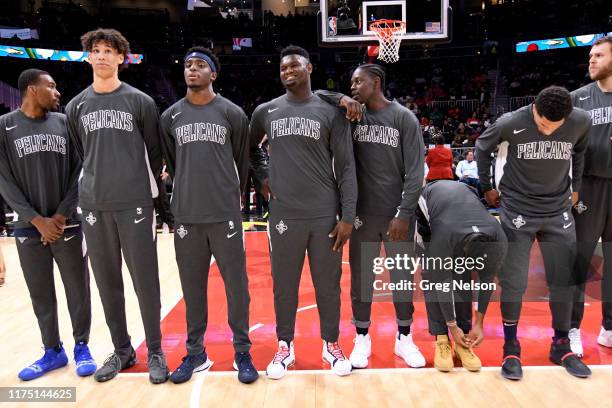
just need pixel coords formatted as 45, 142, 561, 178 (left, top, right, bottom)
233, 352, 259, 384
74, 342, 97, 377
18, 346, 68, 381
169, 352, 213, 384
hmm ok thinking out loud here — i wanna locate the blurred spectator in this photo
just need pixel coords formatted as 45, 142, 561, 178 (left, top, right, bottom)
425, 135, 454, 182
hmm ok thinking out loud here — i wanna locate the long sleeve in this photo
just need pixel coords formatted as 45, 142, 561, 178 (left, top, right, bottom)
140, 97, 163, 178
159, 110, 176, 179
314, 90, 345, 107
55, 128, 82, 218
475, 117, 507, 191
570, 112, 591, 192
229, 106, 251, 194
396, 111, 424, 220
65, 102, 84, 161
249, 106, 269, 184
0, 129, 39, 222
330, 110, 357, 223
455, 161, 464, 178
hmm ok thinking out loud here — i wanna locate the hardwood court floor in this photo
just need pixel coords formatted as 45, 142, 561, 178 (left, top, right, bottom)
1, 234, 611, 408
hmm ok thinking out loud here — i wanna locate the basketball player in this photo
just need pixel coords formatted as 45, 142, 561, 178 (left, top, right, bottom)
476, 86, 592, 380
160, 47, 257, 384
65, 29, 168, 384
250, 45, 357, 379
416, 180, 507, 372
317, 64, 427, 369
0, 69, 95, 380
569, 36, 612, 357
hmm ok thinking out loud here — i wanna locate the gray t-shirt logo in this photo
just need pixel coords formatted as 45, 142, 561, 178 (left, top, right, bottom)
80, 109, 134, 135
14, 134, 67, 158
270, 117, 321, 140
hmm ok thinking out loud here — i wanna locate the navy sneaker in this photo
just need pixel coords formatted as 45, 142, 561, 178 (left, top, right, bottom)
501, 339, 523, 381
549, 337, 591, 378
74, 342, 96, 377
19, 346, 68, 381
169, 352, 213, 384
233, 352, 259, 384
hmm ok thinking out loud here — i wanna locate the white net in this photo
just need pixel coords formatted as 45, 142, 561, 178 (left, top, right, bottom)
370, 20, 406, 63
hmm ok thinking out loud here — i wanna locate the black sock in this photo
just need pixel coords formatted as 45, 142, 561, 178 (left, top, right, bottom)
553, 330, 569, 342
356, 327, 369, 336
503, 321, 518, 341
398, 325, 411, 336
53, 345, 63, 353
279, 339, 292, 345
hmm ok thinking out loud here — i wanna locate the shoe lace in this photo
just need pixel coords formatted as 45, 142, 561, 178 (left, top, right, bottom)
438, 342, 452, 358
236, 352, 252, 369
102, 353, 121, 368
273, 345, 290, 364
148, 354, 166, 369
74, 344, 92, 361
327, 342, 346, 361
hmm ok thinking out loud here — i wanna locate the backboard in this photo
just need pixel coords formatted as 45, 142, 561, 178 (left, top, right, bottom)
319, 0, 451, 46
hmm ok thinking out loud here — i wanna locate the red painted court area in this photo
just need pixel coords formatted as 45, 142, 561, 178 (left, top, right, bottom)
128, 231, 612, 372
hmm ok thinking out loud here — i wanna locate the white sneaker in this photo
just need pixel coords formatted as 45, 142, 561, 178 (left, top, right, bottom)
569, 328, 584, 357
597, 327, 612, 348
394, 333, 426, 368
266, 341, 295, 380
349, 334, 371, 368
322, 341, 352, 376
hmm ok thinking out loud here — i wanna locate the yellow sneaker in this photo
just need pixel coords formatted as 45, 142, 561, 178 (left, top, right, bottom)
434, 335, 454, 372
455, 344, 482, 372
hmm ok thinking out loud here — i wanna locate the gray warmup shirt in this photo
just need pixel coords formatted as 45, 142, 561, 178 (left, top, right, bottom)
316, 91, 424, 220
160, 95, 249, 223
476, 104, 590, 217
0, 110, 80, 228
65, 82, 162, 211
571, 82, 612, 179
249, 93, 357, 223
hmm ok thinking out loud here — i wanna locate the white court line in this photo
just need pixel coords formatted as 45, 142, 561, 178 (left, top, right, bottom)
342, 261, 349, 264
249, 323, 264, 333
118, 364, 612, 378
189, 374, 206, 408
296, 304, 317, 313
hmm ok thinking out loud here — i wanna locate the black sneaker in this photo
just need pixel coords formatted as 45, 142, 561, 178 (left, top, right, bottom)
501, 339, 523, 380
549, 337, 591, 378
233, 352, 259, 384
148, 353, 170, 384
169, 352, 212, 384
94, 348, 136, 383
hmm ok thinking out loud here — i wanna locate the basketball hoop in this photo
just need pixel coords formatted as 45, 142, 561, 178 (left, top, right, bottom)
369, 19, 406, 63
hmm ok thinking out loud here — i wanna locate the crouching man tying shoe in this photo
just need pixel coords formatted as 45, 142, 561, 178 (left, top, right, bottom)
416, 180, 507, 372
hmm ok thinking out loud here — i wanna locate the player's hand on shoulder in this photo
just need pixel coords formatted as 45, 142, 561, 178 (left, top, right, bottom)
339, 96, 363, 122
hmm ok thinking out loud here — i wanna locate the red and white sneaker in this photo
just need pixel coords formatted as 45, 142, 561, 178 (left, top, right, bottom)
322, 341, 352, 376
266, 341, 295, 380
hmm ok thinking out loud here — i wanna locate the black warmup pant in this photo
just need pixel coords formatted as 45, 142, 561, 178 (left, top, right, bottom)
16, 228, 91, 348
174, 216, 251, 355
268, 215, 342, 343
81, 206, 162, 360
349, 214, 415, 328
499, 206, 576, 331
423, 266, 473, 336
571, 176, 612, 330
